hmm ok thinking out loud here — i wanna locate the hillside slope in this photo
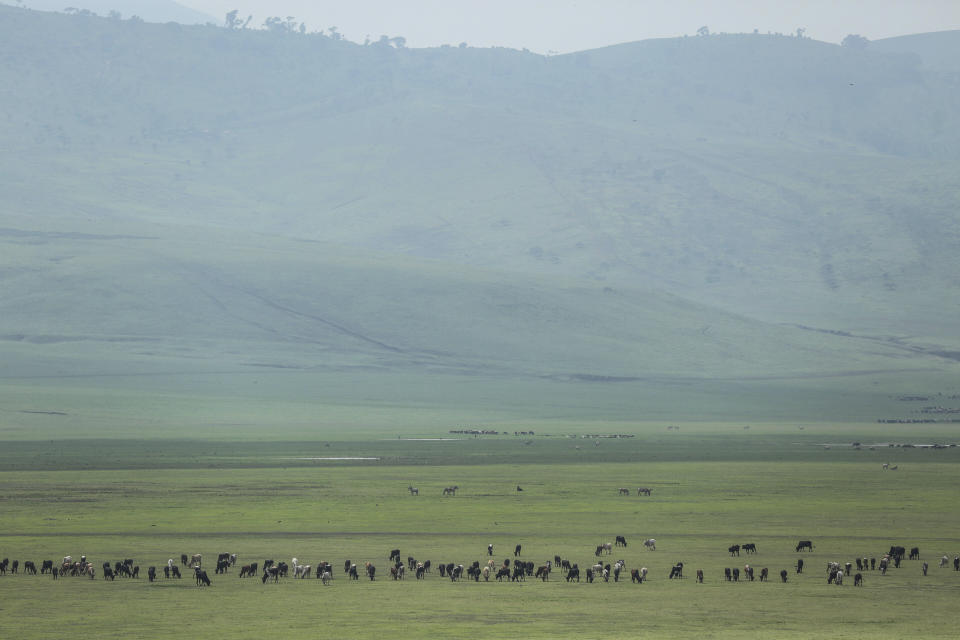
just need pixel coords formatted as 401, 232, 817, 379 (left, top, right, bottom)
1, 7, 957, 423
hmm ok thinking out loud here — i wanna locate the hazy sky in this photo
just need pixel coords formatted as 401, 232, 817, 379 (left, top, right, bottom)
182, 0, 960, 53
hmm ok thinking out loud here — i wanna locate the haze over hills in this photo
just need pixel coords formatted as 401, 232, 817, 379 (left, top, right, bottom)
1, 5, 958, 428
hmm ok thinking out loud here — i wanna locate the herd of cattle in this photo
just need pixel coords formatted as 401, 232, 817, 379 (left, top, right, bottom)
2, 540, 956, 589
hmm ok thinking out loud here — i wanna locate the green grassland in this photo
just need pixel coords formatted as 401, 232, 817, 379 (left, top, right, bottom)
2, 425, 960, 639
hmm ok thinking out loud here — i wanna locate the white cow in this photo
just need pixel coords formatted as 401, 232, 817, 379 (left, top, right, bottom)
644, 538, 656, 551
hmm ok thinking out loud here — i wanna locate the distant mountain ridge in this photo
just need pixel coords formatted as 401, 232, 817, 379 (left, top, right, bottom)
0, 6, 957, 422
3, 0, 218, 24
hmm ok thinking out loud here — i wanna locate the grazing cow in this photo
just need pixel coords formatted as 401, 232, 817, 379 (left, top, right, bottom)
163, 566, 170, 579
870, 557, 876, 571
835, 570, 843, 585
845, 562, 852, 577
728, 544, 741, 556
11, 560, 19, 574
424, 560, 431, 573
631, 568, 646, 583
939, 555, 949, 568
889, 546, 906, 562
744, 565, 754, 581
321, 570, 332, 585
922, 562, 929, 576
534, 565, 549, 581
618, 488, 630, 496
669, 562, 683, 579
910, 547, 920, 560
724, 567, 732, 581
637, 487, 652, 496
732, 567, 739, 582
514, 544, 522, 557
442, 486, 458, 496
512, 565, 525, 582
780, 570, 788, 583
148, 566, 156, 582
566, 565, 580, 582
389, 549, 401, 563
195, 566, 211, 587
597, 542, 612, 555
190, 554, 202, 568
262, 566, 280, 583
24, 561, 37, 575
41, 560, 54, 574
103, 566, 115, 581
367, 563, 376, 581
615, 536, 628, 547
585, 568, 594, 583
796, 558, 804, 574
495, 566, 510, 581
85, 563, 95, 579
180, 554, 188, 566
854, 572, 863, 586
644, 539, 656, 551
696, 569, 704, 583
954, 556, 959, 571
856, 558, 863, 571
343, 560, 351, 574
796, 540, 813, 552
743, 543, 757, 554
879, 557, 888, 575
295, 564, 312, 579
408, 485, 418, 496
759, 567, 768, 582
239, 563, 256, 578
450, 565, 463, 581
349, 564, 359, 580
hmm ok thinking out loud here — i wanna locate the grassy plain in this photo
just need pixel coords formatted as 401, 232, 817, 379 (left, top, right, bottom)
2, 422, 960, 639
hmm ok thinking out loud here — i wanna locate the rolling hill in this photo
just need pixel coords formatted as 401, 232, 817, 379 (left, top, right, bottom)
1, 5, 958, 428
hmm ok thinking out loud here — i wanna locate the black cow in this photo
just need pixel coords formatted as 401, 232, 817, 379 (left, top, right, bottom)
759, 567, 768, 582
888, 546, 906, 562
732, 568, 740, 582
103, 566, 115, 581
171, 566, 181, 579
796, 540, 813, 552
148, 566, 156, 582
728, 544, 740, 556
41, 560, 54, 574
615, 536, 628, 547
163, 566, 170, 579
585, 568, 594, 583
669, 562, 683, 579
780, 569, 788, 582
239, 563, 258, 578
696, 569, 703, 583
195, 567, 211, 586
566, 565, 580, 582
512, 565, 525, 582
24, 561, 37, 575
389, 549, 401, 563
180, 554, 188, 566
724, 567, 732, 581
954, 556, 959, 571
367, 564, 376, 581
514, 544, 522, 557
349, 564, 359, 580
11, 560, 19, 574
854, 573, 863, 586
796, 558, 804, 574
743, 543, 757, 554
262, 566, 280, 583
909, 547, 920, 560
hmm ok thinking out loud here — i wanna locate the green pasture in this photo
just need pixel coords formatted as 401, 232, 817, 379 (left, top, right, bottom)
2, 429, 960, 639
